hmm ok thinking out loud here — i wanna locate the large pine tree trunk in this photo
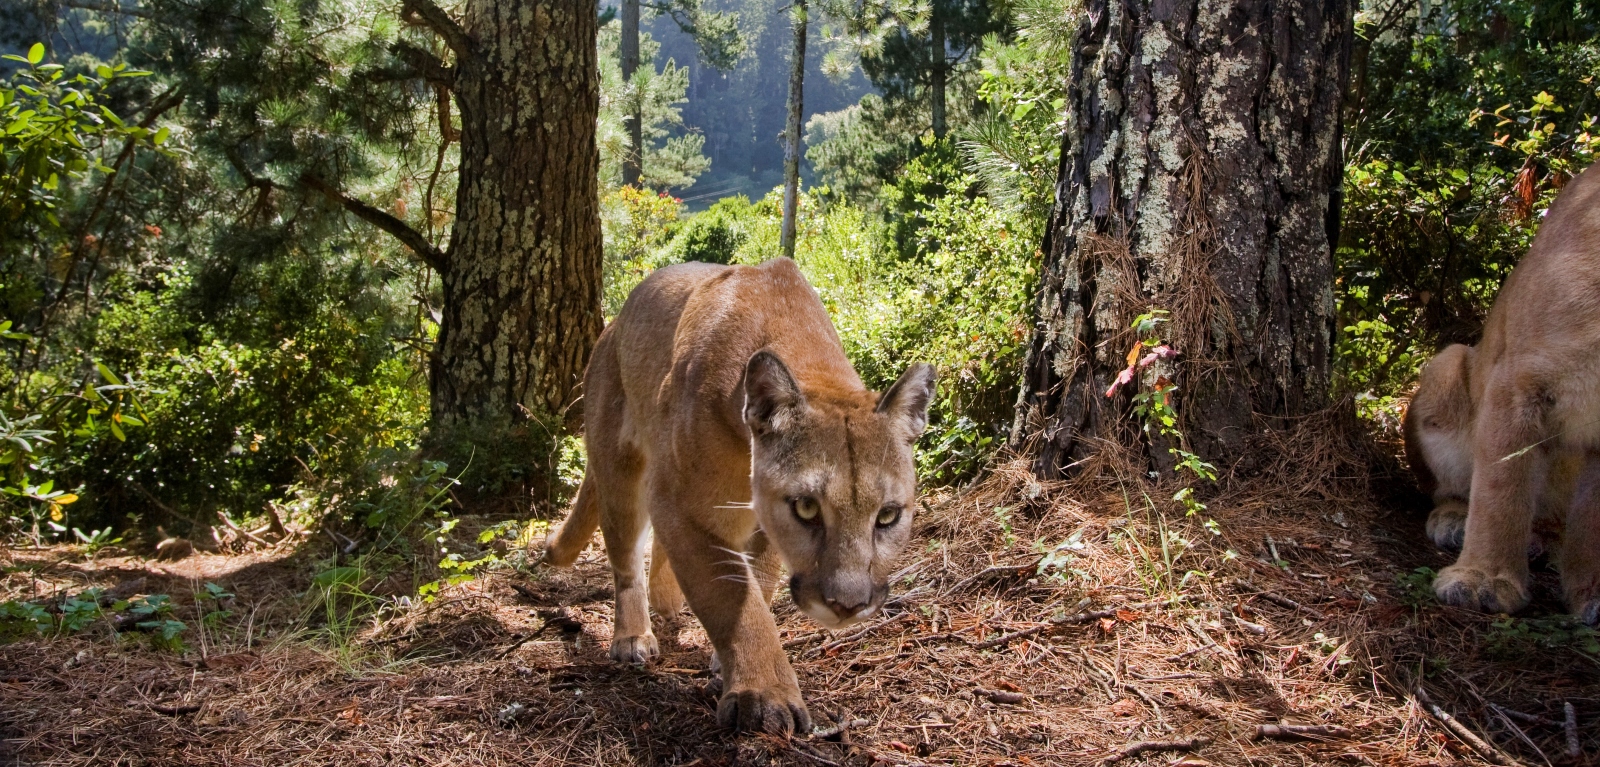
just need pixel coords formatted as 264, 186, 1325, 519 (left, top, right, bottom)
431, 0, 604, 493
1011, 0, 1351, 478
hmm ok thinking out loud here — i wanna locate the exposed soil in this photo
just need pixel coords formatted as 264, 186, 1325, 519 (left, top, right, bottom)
2, 432, 1598, 766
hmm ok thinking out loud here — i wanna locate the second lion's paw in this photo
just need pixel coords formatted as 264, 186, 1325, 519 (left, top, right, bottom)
1434, 564, 1530, 614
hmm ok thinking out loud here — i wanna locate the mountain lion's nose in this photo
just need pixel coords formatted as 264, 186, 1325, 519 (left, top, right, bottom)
824, 595, 870, 620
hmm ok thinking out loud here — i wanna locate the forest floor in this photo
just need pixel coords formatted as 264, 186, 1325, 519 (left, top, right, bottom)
2, 423, 1598, 766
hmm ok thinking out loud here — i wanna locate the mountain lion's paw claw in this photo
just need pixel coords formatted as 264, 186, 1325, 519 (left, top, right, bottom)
1424, 503, 1467, 552
1435, 564, 1529, 614
716, 686, 811, 735
609, 633, 659, 664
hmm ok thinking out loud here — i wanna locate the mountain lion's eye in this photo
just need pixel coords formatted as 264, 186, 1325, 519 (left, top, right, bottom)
790, 496, 821, 524
875, 505, 902, 528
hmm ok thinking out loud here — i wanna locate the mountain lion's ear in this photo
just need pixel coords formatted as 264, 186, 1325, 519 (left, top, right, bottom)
877, 363, 937, 438
744, 350, 805, 436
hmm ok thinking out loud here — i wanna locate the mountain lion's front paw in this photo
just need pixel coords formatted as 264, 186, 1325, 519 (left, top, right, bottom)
716, 684, 811, 735
610, 633, 659, 664
1435, 564, 1529, 614
1424, 502, 1467, 551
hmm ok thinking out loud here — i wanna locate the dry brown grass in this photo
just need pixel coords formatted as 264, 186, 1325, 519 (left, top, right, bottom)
2, 420, 1597, 766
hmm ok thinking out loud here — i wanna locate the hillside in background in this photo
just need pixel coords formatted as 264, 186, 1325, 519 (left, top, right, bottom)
645, 0, 875, 206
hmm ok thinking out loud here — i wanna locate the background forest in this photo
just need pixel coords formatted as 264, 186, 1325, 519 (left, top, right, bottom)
0, 0, 1598, 616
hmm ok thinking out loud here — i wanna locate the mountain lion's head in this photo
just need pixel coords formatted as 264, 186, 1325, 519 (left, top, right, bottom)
742, 350, 936, 629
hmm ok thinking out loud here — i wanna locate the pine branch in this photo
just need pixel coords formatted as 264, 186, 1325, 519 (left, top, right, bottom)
298, 173, 448, 273
392, 41, 455, 85
400, 0, 475, 61
60, 0, 155, 18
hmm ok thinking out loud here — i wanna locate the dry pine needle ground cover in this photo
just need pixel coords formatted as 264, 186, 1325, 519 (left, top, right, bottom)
1, 421, 1597, 766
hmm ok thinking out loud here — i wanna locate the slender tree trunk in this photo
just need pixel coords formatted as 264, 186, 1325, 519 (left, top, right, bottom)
1011, 0, 1351, 478
621, 0, 643, 187
929, 2, 946, 140
431, 0, 604, 495
779, 0, 806, 259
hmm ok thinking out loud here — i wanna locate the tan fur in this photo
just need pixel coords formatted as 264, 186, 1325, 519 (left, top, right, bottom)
1404, 160, 1600, 623
543, 259, 936, 733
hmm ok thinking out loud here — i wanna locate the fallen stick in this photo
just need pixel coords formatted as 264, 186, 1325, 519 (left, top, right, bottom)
147, 702, 202, 716
217, 511, 270, 547
1253, 591, 1326, 620
939, 560, 1041, 597
971, 597, 1188, 651
1565, 702, 1580, 760
1101, 736, 1208, 764
802, 613, 907, 657
1487, 704, 1553, 767
1415, 688, 1515, 766
1254, 723, 1351, 740
809, 718, 869, 741
974, 686, 1026, 704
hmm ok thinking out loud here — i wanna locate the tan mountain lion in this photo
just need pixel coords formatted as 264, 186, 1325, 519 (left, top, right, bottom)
1404, 160, 1600, 623
543, 258, 937, 734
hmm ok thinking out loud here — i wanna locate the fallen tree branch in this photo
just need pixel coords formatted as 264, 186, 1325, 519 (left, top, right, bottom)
1565, 702, 1580, 760
970, 597, 1188, 651
1254, 723, 1351, 740
809, 718, 869, 741
1101, 736, 1207, 764
1414, 688, 1515, 766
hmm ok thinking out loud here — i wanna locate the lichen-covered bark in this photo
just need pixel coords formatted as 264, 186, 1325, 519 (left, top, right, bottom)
432, 0, 604, 434
1012, 0, 1350, 477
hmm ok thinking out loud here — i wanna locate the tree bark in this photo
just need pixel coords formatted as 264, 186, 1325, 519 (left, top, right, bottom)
779, 0, 807, 259
430, 0, 604, 479
1011, 0, 1351, 478
930, 2, 946, 139
621, 0, 644, 187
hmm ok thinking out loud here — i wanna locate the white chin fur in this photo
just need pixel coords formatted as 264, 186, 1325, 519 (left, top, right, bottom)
798, 601, 879, 629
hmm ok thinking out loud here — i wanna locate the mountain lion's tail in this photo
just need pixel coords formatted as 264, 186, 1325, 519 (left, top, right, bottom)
542, 472, 599, 567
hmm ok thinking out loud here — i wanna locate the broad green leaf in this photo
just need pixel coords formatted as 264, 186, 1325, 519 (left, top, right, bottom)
27, 43, 44, 65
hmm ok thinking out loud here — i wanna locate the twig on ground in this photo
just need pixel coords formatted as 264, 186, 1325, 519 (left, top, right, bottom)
1488, 704, 1553, 767
939, 560, 1041, 597
809, 718, 869, 741
1415, 688, 1515, 766
1254, 723, 1351, 740
971, 598, 1186, 651
974, 686, 1026, 704
1565, 702, 1580, 760
147, 702, 202, 716
791, 742, 841, 766
1251, 590, 1326, 620
216, 511, 270, 547
802, 614, 908, 657
1100, 737, 1208, 764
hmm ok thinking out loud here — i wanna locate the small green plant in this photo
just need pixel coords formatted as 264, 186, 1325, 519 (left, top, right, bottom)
58, 589, 105, 633
120, 593, 187, 650
1035, 529, 1086, 584
0, 599, 52, 637
1485, 615, 1600, 659
1397, 567, 1438, 607
197, 582, 234, 627
1108, 310, 1223, 536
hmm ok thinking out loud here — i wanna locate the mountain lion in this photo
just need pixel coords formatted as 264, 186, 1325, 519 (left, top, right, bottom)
1404, 160, 1600, 623
543, 258, 936, 734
